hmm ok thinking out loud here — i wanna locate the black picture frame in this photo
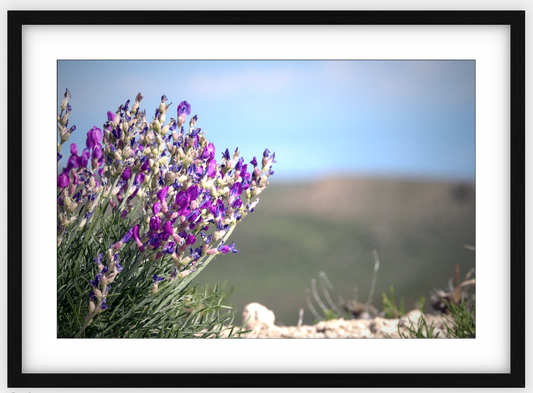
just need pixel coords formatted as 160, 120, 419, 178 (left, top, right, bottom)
7, 10, 525, 388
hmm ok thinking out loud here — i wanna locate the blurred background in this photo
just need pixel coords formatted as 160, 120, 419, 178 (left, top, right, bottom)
58, 60, 475, 326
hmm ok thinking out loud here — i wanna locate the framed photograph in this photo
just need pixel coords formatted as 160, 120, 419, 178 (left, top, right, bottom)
8, 10, 524, 388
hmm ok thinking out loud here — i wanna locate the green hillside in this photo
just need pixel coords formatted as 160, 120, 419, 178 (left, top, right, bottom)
195, 176, 475, 326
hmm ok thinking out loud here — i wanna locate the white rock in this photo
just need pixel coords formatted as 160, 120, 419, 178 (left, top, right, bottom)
242, 302, 276, 329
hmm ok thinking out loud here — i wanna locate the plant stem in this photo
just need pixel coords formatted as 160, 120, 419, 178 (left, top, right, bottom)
74, 315, 93, 338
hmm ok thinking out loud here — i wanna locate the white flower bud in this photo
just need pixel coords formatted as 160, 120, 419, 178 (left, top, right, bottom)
63, 196, 72, 207
121, 121, 129, 134
166, 171, 175, 184
180, 256, 192, 267
60, 132, 71, 142
93, 288, 103, 299
154, 119, 161, 133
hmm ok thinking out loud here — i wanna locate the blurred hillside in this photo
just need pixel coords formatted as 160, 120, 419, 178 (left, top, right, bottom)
195, 176, 475, 326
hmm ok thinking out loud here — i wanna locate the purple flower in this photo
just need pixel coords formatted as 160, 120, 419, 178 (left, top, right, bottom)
228, 241, 239, 253
78, 148, 90, 168
198, 196, 212, 210
86, 126, 103, 149
217, 242, 230, 254
217, 241, 239, 254
93, 253, 103, 265
67, 154, 79, 170
207, 160, 217, 178
107, 111, 115, 122
140, 159, 150, 172
201, 143, 216, 160
215, 200, 225, 218
70, 143, 78, 156
235, 157, 244, 171
149, 233, 161, 249
122, 228, 133, 243
177, 101, 191, 116
185, 233, 196, 245
175, 190, 188, 209
187, 209, 201, 224
230, 182, 243, 198
222, 149, 231, 161
201, 233, 213, 244
152, 202, 161, 215
92, 144, 103, 160
100, 298, 108, 310
241, 163, 248, 177
263, 148, 270, 158
186, 185, 199, 202
89, 273, 103, 287
169, 119, 177, 131
189, 247, 202, 260
134, 173, 145, 186
133, 225, 141, 242
232, 198, 243, 209
216, 221, 229, 232
250, 157, 257, 167
121, 167, 131, 180
162, 221, 173, 235
150, 216, 161, 232
179, 207, 191, 217
153, 274, 165, 283
157, 186, 169, 203
57, 173, 70, 188
162, 242, 175, 254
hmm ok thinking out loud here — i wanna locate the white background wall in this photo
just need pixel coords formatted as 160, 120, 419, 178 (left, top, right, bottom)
1, 1, 531, 392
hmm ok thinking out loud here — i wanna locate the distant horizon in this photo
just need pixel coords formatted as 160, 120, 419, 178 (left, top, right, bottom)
262, 171, 475, 185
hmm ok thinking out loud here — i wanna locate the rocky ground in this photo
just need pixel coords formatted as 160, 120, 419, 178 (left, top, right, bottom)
236, 303, 452, 339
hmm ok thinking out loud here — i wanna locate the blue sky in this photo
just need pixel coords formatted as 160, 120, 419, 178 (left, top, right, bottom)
58, 60, 475, 183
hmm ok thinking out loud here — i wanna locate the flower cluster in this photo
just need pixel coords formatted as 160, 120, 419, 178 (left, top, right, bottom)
57, 90, 275, 326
